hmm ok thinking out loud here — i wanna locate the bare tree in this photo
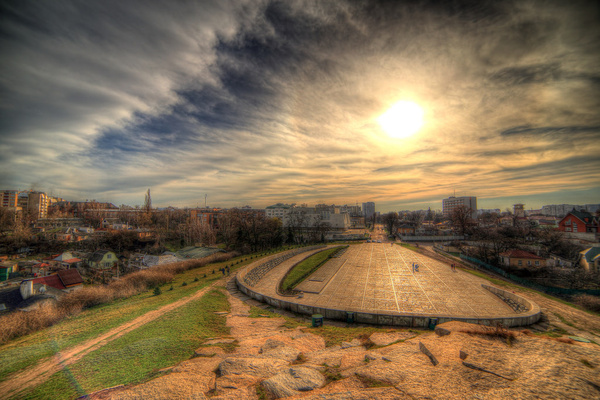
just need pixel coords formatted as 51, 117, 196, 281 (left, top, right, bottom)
450, 205, 473, 235
382, 212, 399, 235
405, 210, 425, 229
0, 208, 15, 238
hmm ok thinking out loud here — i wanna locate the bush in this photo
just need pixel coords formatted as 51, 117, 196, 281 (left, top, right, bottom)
153, 287, 162, 296
182, 282, 188, 287
572, 294, 600, 313
0, 251, 236, 345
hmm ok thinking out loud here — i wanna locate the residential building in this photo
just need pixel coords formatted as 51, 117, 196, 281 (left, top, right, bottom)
283, 206, 350, 230
579, 247, 600, 273
88, 250, 118, 269
0, 190, 20, 209
558, 210, 599, 234
397, 224, 416, 235
27, 191, 51, 219
265, 203, 293, 219
513, 204, 525, 217
20, 269, 84, 300
442, 196, 477, 219
190, 208, 223, 230
499, 249, 546, 268
0, 261, 18, 281
541, 204, 600, 218
362, 202, 375, 221
477, 208, 501, 216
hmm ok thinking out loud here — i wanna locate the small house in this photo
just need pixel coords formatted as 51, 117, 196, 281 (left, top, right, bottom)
499, 249, 546, 268
579, 247, 600, 273
20, 269, 84, 300
88, 250, 118, 269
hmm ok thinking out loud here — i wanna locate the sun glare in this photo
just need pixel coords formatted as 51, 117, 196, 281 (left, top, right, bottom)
378, 101, 424, 139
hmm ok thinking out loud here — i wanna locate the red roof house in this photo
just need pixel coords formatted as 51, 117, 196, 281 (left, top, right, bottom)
20, 269, 84, 300
559, 210, 599, 234
499, 249, 546, 268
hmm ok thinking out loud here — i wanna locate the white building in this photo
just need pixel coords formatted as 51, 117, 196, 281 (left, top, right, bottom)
362, 202, 375, 221
265, 203, 293, 219
442, 196, 477, 219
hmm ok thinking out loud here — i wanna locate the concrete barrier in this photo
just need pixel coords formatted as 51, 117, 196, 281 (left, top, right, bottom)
235, 258, 541, 328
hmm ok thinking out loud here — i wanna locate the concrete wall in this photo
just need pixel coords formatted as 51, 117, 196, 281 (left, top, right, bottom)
400, 235, 465, 242
236, 268, 541, 328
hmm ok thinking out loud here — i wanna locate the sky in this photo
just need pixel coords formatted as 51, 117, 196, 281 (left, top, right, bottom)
1, 0, 599, 212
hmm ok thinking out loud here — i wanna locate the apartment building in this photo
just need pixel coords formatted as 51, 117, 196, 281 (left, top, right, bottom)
442, 196, 477, 219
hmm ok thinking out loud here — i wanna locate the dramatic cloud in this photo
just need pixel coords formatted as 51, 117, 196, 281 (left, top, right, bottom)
1, 0, 599, 210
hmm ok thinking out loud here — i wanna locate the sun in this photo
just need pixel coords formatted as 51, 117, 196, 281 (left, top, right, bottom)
377, 101, 424, 139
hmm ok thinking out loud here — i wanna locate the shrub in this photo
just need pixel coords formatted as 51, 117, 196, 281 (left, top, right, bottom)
0, 251, 236, 344
194, 277, 199, 282
182, 282, 188, 287
572, 294, 600, 313
0, 302, 66, 345
153, 287, 162, 296
460, 323, 516, 345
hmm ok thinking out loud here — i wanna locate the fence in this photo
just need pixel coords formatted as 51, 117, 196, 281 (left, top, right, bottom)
460, 255, 600, 296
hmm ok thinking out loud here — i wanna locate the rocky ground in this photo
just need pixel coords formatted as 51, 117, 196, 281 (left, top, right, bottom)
90, 276, 600, 400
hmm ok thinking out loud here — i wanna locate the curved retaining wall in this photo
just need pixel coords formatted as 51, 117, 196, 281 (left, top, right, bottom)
236, 262, 541, 328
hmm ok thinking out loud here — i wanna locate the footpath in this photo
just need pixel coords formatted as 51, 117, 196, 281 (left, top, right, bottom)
0, 280, 226, 399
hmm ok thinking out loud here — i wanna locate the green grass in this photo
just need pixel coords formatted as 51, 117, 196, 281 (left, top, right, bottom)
0, 252, 267, 384
19, 289, 230, 400
553, 312, 576, 328
280, 246, 344, 292
322, 363, 342, 383
399, 243, 418, 251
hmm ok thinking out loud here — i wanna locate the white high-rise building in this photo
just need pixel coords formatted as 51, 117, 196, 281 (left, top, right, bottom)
362, 202, 375, 221
442, 196, 477, 219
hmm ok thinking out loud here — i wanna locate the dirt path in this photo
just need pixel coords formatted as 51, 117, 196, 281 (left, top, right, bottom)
0, 278, 226, 399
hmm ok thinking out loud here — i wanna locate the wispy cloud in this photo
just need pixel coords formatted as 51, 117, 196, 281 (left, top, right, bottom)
0, 0, 599, 210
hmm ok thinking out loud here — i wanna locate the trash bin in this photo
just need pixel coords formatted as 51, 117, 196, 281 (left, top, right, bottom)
346, 312, 355, 324
428, 318, 438, 330
312, 314, 323, 327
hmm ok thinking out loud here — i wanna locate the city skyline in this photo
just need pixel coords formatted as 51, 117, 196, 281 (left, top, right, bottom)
1, 1, 599, 212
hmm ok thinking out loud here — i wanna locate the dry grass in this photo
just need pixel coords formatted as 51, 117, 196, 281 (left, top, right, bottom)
572, 294, 600, 313
0, 253, 234, 345
521, 329, 575, 344
460, 323, 517, 345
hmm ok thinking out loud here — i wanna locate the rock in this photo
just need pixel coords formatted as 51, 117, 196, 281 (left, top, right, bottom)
462, 361, 512, 380
260, 339, 301, 362
214, 311, 229, 315
204, 338, 236, 345
369, 332, 413, 347
341, 339, 363, 349
261, 367, 326, 398
218, 357, 288, 378
290, 387, 405, 400
195, 346, 226, 357
418, 342, 439, 366
459, 350, 468, 360
340, 351, 368, 369
434, 326, 451, 337
216, 374, 259, 390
